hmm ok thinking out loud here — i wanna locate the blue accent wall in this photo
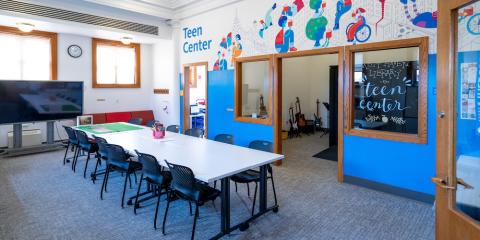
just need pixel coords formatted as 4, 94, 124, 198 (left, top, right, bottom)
343, 54, 438, 195
207, 70, 273, 146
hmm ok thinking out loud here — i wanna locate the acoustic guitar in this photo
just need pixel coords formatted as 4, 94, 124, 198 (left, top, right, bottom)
259, 94, 268, 117
295, 97, 306, 128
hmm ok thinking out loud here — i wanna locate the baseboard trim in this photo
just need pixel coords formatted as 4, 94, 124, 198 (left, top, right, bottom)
344, 175, 435, 204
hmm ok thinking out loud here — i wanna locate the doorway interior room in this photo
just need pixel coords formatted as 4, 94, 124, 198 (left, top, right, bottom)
183, 62, 208, 135
281, 53, 339, 165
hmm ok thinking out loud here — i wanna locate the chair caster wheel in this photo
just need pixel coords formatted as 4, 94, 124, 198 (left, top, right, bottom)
239, 223, 249, 231
127, 200, 133, 205
273, 207, 279, 213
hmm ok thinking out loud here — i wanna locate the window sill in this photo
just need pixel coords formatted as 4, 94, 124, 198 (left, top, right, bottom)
345, 128, 427, 144
92, 84, 140, 89
234, 116, 272, 125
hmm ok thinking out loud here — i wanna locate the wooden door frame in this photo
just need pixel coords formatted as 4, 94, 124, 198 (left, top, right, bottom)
436, 0, 480, 239
273, 47, 345, 182
182, 62, 209, 137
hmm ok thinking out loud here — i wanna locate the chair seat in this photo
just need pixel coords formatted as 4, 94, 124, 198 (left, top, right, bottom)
145, 171, 172, 187
194, 183, 220, 203
230, 170, 261, 183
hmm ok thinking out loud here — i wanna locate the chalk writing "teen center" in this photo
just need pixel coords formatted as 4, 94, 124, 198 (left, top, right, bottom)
183, 27, 212, 53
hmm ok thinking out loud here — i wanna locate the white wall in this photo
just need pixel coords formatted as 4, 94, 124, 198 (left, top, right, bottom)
0, 33, 176, 148
282, 54, 338, 130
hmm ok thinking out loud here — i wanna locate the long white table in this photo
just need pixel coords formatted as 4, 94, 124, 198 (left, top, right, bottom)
75, 123, 284, 239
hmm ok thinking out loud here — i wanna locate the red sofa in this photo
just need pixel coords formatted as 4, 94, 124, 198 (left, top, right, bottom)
86, 110, 155, 126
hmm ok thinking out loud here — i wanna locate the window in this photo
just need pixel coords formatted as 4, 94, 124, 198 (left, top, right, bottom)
345, 37, 428, 143
0, 26, 57, 80
92, 38, 140, 88
234, 55, 273, 125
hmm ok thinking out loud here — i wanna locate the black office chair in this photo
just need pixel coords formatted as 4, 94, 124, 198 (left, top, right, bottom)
134, 150, 172, 229
91, 136, 109, 184
62, 126, 78, 165
166, 125, 180, 133
146, 120, 157, 128
128, 118, 143, 125
74, 130, 99, 178
100, 144, 142, 208
213, 134, 234, 189
230, 140, 278, 216
185, 128, 204, 138
162, 161, 220, 240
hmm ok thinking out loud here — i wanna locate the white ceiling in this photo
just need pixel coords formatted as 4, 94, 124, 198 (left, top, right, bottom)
81, 0, 243, 21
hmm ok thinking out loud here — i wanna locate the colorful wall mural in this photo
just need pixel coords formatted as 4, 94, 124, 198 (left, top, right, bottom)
179, 0, 439, 71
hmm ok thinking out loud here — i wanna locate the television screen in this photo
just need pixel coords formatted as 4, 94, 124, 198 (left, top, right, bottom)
0, 80, 83, 125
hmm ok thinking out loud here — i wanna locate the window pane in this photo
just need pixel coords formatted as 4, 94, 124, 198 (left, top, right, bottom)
353, 47, 420, 134
0, 34, 22, 79
116, 47, 135, 84
241, 60, 270, 118
96, 46, 116, 84
22, 37, 51, 80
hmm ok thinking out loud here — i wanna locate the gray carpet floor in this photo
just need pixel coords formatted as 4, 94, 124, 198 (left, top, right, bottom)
0, 133, 434, 240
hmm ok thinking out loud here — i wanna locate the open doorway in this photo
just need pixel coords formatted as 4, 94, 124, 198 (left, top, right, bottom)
183, 62, 208, 136
274, 48, 344, 181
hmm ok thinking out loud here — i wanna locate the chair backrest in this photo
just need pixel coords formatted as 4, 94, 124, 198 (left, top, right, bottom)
165, 160, 198, 201
146, 120, 157, 128
249, 140, 273, 153
63, 126, 77, 143
214, 134, 234, 144
93, 135, 109, 159
249, 140, 274, 173
106, 144, 130, 170
128, 118, 143, 125
166, 125, 180, 133
135, 150, 163, 181
185, 128, 204, 138
75, 130, 91, 149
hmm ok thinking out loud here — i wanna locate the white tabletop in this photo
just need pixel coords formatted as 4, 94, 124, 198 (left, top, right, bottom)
75, 123, 284, 183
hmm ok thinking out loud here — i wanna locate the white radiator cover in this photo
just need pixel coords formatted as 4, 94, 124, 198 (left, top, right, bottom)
7, 129, 43, 148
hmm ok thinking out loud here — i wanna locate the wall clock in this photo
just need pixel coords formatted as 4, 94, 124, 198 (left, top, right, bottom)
67, 45, 82, 58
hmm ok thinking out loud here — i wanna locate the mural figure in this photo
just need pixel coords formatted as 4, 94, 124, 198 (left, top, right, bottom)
459, 6, 480, 35
306, 0, 332, 48
274, 0, 305, 53
231, 34, 243, 66
257, 3, 277, 38
400, 0, 437, 28
333, 0, 352, 30
346, 8, 372, 44
375, 0, 386, 34
213, 51, 228, 71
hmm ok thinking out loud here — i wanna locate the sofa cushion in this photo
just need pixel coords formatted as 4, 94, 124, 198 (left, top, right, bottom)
131, 110, 154, 125
90, 113, 106, 124
105, 112, 132, 123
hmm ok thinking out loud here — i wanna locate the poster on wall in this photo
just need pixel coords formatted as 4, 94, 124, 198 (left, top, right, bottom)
460, 63, 477, 120
354, 61, 419, 134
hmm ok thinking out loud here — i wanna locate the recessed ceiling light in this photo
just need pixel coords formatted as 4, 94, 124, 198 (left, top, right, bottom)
120, 37, 133, 45
16, 22, 35, 33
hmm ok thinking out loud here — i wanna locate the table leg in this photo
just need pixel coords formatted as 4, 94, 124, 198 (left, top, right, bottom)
259, 165, 267, 212
221, 177, 230, 234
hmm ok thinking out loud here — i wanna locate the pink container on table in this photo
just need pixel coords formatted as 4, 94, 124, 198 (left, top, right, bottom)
153, 130, 165, 139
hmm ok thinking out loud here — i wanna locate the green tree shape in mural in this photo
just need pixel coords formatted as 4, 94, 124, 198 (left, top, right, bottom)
306, 0, 330, 48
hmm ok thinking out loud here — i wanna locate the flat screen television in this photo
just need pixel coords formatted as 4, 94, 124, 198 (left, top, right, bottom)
0, 80, 84, 125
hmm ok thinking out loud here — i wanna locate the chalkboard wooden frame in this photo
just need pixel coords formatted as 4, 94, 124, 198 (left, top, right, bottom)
344, 37, 429, 144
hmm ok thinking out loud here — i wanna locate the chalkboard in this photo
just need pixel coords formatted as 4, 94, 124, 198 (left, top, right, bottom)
353, 61, 419, 134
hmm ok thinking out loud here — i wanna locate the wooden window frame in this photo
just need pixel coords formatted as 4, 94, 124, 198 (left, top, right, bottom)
344, 37, 429, 144
234, 54, 274, 125
0, 25, 57, 80
92, 38, 141, 88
